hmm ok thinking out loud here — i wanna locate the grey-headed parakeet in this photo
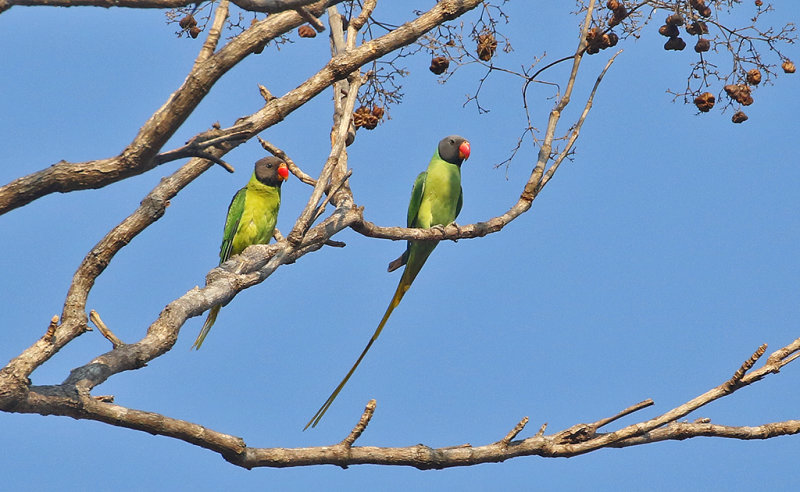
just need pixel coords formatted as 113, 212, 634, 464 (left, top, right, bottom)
306, 135, 470, 428
192, 156, 289, 349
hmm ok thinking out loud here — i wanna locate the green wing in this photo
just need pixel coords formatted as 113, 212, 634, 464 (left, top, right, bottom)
407, 171, 426, 228
455, 186, 463, 220
219, 187, 247, 265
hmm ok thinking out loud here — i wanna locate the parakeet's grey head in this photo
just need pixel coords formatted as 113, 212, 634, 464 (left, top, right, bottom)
254, 157, 289, 186
437, 135, 471, 166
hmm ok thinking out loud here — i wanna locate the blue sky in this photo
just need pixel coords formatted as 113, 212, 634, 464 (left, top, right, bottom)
2, 2, 799, 490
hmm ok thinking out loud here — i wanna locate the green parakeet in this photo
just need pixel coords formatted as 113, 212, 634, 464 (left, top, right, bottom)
192, 156, 289, 350
305, 135, 471, 428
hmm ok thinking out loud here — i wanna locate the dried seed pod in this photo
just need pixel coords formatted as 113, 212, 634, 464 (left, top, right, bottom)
731, 111, 748, 123
659, 24, 680, 37
298, 25, 316, 38
666, 14, 684, 26
694, 92, 715, 112
371, 105, 385, 120
664, 36, 686, 51
782, 60, 796, 73
746, 68, 762, 85
689, 0, 706, 9
755, 0, 763, 6
724, 84, 752, 104
698, 6, 712, 17
686, 21, 709, 36
694, 38, 710, 53
477, 31, 498, 61
179, 14, 197, 29
604, 32, 619, 48
607, 1, 628, 27
189, 26, 202, 39
429, 56, 450, 75
353, 106, 378, 130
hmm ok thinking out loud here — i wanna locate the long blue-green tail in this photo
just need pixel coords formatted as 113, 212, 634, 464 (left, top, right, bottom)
192, 305, 220, 350
304, 268, 415, 430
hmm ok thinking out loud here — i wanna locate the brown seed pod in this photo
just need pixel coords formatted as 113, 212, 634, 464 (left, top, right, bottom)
746, 68, 762, 85
659, 24, 680, 37
666, 14, 684, 26
699, 6, 712, 17
477, 31, 498, 61
429, 56, 450, 75
179, 14, 197, 29
664, 36, 686, 51
607, 1, 628, 27
353, 106, 378, 130
755, 0, 763, 6
724, 84, 752, 104
604, 32, 619, 48
189, 26, 202, 39
694, 92, 715, 112
694, 38, 710, 53
731, 111, 748, 123
298, 25, 316, 38
689, 0, 706, 9
782, 60, 796, 73
371, 105, 385, 120
686, 21, 709, 36
586, 26, 602, 44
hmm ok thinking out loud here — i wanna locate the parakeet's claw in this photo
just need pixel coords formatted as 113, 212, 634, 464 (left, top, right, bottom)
451, 222, 461, 242
430, 224, 447, 237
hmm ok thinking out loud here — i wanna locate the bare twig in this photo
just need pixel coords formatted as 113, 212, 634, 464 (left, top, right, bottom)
89, 310, 125, 348
43, 315, 59, 343
497, 416, 529, 447
257, 137, 316, 186
340, 399, 376, 449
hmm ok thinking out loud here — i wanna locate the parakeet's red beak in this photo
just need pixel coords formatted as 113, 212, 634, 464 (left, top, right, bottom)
459, 140, 471, 161
277, 162, 289, 181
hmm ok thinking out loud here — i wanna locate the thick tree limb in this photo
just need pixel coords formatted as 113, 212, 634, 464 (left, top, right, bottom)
0, 0, 482, 216
4, 337, 799, 469
0, 0, 343, 14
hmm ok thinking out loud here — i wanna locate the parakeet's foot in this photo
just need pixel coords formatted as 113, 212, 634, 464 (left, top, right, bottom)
431, 224, 448, 237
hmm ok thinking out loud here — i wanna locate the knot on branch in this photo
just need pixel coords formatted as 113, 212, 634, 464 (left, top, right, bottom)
555, 423, 597, 444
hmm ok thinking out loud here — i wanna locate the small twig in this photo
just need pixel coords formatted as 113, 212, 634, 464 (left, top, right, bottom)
258, 137, 316, 186
310, 169, 352, 224
156, 140, 243, 173
497, 416, 529, 447
258, 84, 275, 102
43, 315, 59, 343
340, 399, 376, 448
535, 422, 548, 437
296, 7, 325, 32
593, 399, 655, 430
324, 239, 346, 248
89, 310, 125, 348
197, 0, 230, 64
727, 343, 768, 387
